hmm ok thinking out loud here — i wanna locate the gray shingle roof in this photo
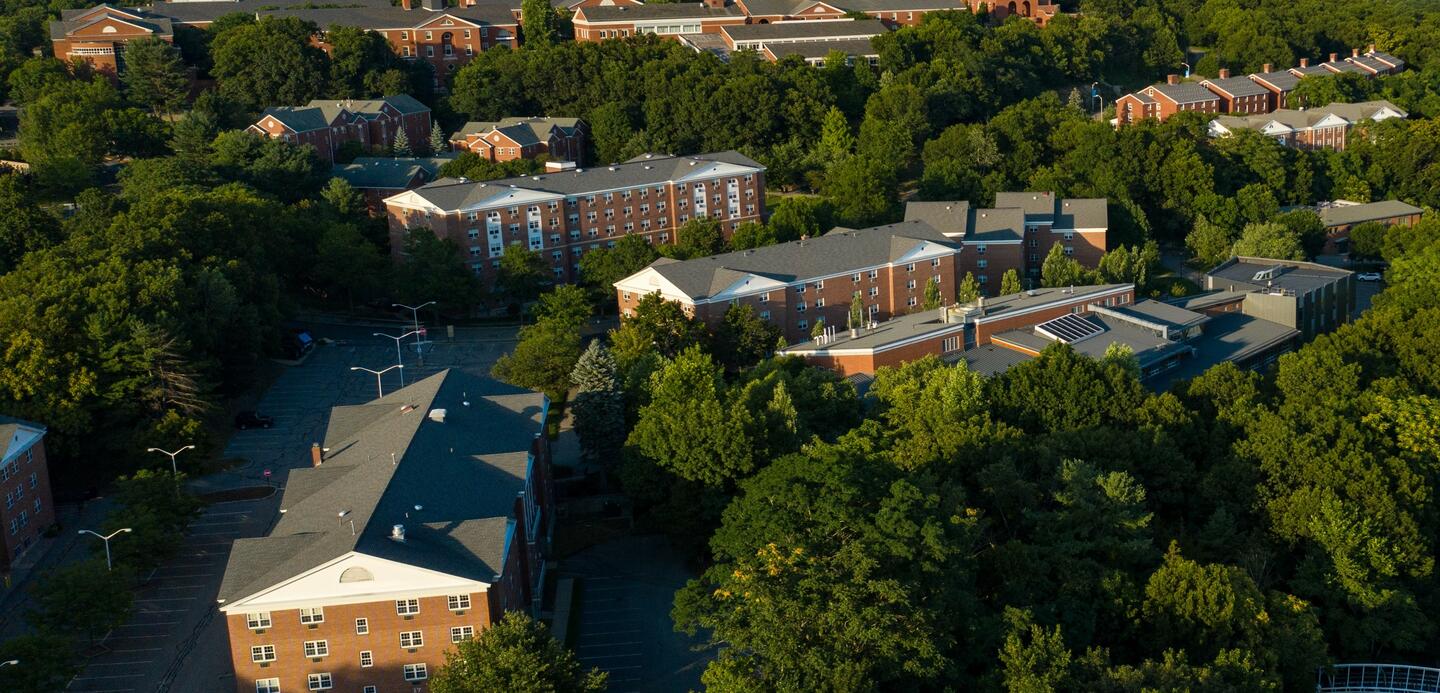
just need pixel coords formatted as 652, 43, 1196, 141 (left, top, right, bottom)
1348, 55, 1389, 73
968, 207, 1024, 242
636, 220, 958, 299
903, 201, 970, 236
1202, 75, 1269, 98
1290, 64, 1331, 76
993, 191, 1057, 219
1318, 199, 1422, 227
734, 0, 808, 15
991, 192, 1107, 230
145, 0, 516, 29
51, 5, 173, 40
724, 18, 886, 41
405, 151, 763, 211
578, 3, 741, 21
1146, 82, 1221, 105
1322, 60, 1366, 74
218, 370, 546, 604
259, 106, 332, 133
456, 116, 584, 142
1367, 50, 1404, 69
764, 38, 880, 60
1250, 71, 1300, 92
332, 156, 453, 190
1211, 100, 1405, 134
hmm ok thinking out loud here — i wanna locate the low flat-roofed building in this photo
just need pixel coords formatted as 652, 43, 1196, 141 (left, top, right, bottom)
1205, 256, 1354, 337
572, 3, 746, 42
1207, 100, 1406, 152
721, 17, 886, 50
762, 38, 879, 65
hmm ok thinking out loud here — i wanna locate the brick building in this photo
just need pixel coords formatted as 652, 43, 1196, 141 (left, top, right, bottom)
0, 416, 56, 576
449, 117, 588, 165
904, 193, 1108, 290
219, 370, 554, 693
1115, 47, 1404, 127
718, 17, 887, 52
332, 155, 457, 212
141, 0, 518, 82
49, 4, 175, 78
1204, 257, 1353, 338
1207, 100, 1407, 152
1314, 199, 1423, 254
383, 151, 765, 288
572, 3, 747, 42
732, 0, 1059, 27
614, 219, 963, 343
247, 95, 432, 164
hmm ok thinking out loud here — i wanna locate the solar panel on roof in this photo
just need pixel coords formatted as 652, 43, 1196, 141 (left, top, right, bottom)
1035, 313, 1104, 344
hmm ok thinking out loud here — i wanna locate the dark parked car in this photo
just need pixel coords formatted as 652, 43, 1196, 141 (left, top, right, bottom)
235, 411, 275, 430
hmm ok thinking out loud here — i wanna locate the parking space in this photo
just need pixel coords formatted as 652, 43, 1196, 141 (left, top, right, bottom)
563, 536, 709, 693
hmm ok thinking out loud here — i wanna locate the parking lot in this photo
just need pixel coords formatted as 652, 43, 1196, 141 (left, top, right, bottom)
66, 323, 519, 692
563, 536, 710, 693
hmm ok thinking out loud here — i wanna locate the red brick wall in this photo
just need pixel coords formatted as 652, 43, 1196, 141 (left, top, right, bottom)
971, 287, 1134, 344
0, 437, 56, 573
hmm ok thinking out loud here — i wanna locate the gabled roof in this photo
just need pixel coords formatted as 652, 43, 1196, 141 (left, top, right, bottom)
764, 38, 880, 61
967, 207, 1024, 242
0, 414, 46, 464
1201, 75, 1269, 98
1321, 60, 1366, 75
1249, 70, 1301, 92
723, 18, 886, 42
1290, 64, 1331, 76
145, 0, 517, 30
620, 220, 958, 300
576, 3, 742, 22
904, 201, 1024, 241
1208, 100, 1406, 135
1346, 55, 1389, 74
51, 5, 173, 40
1366, 49, 1404, 69
1144, 82, 1221, 105
903, 201, 970, 236
1317, 199, 1423, 228
991, 191, 1106, 229
456, 116, 584, 142
217, 370, 546, 604
331, 155, 454, 190
304, 95, 431, 124
258, 106, 333, 133
395, 151, 763, 212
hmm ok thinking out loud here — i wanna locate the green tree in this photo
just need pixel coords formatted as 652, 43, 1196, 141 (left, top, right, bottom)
1231, 222, 1304, 261
812, 105, 854, 168
848, 291, 864, 330
5, 57, 71, 106
0, 173, 60, 274
824, 155, 897, 227
1187, 216, 1236, 268
1040, 243, 1091, 288
767, 196, 831, 242
534, 284, 593, 326
120, 37, 188, 117
628, 346, 754, 486
496, 247, 552, 306
314, 223, 388, 309
578, 233, 660, 297
999, 608, 1073, 693
521, 0, 559, 48
431, 612, 606, 693
394, 230, 483, 311
609, 292, 706, 362
1000, 268, 1023, 295
673, 216, 725, 259
923, 276, 943, 308
958, 272, 980, 303
0, 634, 78, 693
569, 340, 625, 464
493, 317, 583, 398
429, 123, 447, 155
28, 559, 134, 645
210, 16, 328, 111
728, 221, 777, 250
392, 127, 412, 156
1348, 221, 1387, 259
713, 303, 781, 371
106, 470, 204, 571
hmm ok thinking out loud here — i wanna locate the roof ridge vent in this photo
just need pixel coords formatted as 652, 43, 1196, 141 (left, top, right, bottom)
391, 524, 406, 542
428, 408, 447, 423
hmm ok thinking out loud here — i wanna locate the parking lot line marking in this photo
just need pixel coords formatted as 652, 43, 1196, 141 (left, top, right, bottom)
137, 608, 187, 614
70, 673, 147, 680
111, 649, 161, 654
118, 621, 179, 627
579, 653, 643, 660
83, 661, 155, 667
578, 641, 642, 648
581, 607, 638, 615
579, 629, 641, 637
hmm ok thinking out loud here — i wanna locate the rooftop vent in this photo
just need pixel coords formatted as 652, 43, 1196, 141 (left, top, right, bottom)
532, 176, 541, 180
400, 405, 415, 414
391, 524, 406, 542
608, 166, 617, 171
428, 408, 447, 423
1251, 265, 1284, 282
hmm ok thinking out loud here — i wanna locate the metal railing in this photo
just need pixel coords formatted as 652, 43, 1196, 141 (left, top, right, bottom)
1318, 664, 1440, 692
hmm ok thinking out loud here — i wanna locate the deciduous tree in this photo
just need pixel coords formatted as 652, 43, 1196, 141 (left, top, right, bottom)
431, 612, 605, 693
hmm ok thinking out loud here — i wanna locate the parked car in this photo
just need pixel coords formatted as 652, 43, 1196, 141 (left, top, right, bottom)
1356, 272, 1383, 282
282, 328, 315, 359
235, 411, 275, 429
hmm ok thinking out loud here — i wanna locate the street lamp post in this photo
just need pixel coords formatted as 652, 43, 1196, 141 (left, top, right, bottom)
373, 330, 421, 387
78, 528, 133, 571
145, 445, 195, 477
0, 659, 17, 666
351, 365, 403, 399
392, 301, 435, 353
1180, 61, 1191, 78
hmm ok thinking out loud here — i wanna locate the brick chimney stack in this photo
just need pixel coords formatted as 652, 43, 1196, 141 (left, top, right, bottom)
1368, 43, 1376, 53
1166, 74, 1179, 85
1352, 47, 1360, 57
311, 442, 322, 467
702, 0, 726, 7
1262, 63, 1272, 73
1329, 52, 1338, 62
1218, 68, 1230, 79
1299, 58, 1309, 67
401, 0, 411, 8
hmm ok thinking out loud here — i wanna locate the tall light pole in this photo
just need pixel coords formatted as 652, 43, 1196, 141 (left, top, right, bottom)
78, 528, 133, 571
146, 445, 195, 477
374, 330, 421, 386
0, 659, 17, 667
1180, 61, 1191, 78
351, 365, 403, 399
392, 301, 434, 353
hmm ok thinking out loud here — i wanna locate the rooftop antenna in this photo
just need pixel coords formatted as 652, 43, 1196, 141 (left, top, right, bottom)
391, 452, 397, 465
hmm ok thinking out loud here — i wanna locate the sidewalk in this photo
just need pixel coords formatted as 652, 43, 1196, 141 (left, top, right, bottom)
0, 498, 114, 641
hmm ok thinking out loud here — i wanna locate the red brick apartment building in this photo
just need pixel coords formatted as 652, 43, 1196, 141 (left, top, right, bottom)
383, 151, 766, 287
905, 193, 1108, 288
248, 95, 432, 164
1208, 100, 1407, 152
1315, 199, 1423, 254
49, 5, 175, 78
1115, 46, 1404, 127
449, 117, 588, 165
114, 0, 518, 82
0, 416, 57, 575
613, 219, 964, 344
219, 371, 554, 693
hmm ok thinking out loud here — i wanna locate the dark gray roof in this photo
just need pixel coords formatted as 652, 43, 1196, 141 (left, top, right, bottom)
1318, 199, 1422, 227
992, 192, 1107, 229
1250, 71, 1301, 91
764, 38, 880, 60
994, 312, 1192, 369
844, 0, 972, 9
51, 5, 173, 39
332, 156, 453, 190
1207, 257, 1351, 294
1146, 81, 1221, 105
146, 0, 515, 28
950, 343, 1032, 376
1348, 55, 1390, 73
903, 201, 970, 236
218, 370, 546, 604
1202, 75, 1269, 98
1322, 60, 1366, 74
1290, 64, 1331, 76
783, 301, 964, 353
734, 0, 807, 15
578, 3, 741, 21
1367, 50, 1404, 69
993, 191, 1056, 218
1171, 290, 1246, 312
640, 220, 957, 299
406, 151, 763, 211
1151, 312, 1299, 388
724, 18, 886, 41
144, 0, 392, 24
259, 106, 332, 132
1106, 299, 1209, 329
457, 116, 584, 140
967, 207, 1024, 242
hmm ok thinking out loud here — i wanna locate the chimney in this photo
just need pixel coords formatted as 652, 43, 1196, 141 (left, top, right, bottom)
1218, 68, 1230, 79
421, 0, 441, 9
1166, 74, 1180, 85
702, 0, 726, 7
311, 442, 322, 467
977, 294, 986, 315
1329, 52, 1338, 62
391, 524, 406, 542
1352, 47, 1360, 57
1368, 43, 1376, 53
1262, 63, 1272, 73
401, 0, 411, 8
1299, 58, 1309, 67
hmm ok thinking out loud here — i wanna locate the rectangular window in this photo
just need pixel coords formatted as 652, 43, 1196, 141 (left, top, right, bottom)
308, 673, 333, 691
303, 640, 328, 658
360, 650, 373, 668
943, 336, 960, 352
868, 287, 879, 298
451, 626, 476, 642
816, 298, 825, 308
907, 279, 917, 290
404, 663, 429, 682
932, 258, 942, 267
28, 472, 36, 489
868, 270, 878, 280
908, 296, 918, 307
300, 607, 324, 625
795, 285, 805, 294
851, 273, 861, 282
978, 274, 988, 284
400, 31, 408, 40
256, 680, 280, 693
396, 599, 419, 616
977, 259, 988, 269
814, 280, 824, 290
426, 45, 434, 57
797, 319, 808, 331
250, 645, 276, 663
247, 613, 271, 630
795, 302, 807, 313
906, 263, 916, 272
400, 630, 424, 649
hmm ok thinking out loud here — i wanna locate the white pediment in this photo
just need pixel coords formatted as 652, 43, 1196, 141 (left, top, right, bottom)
1312, 113, 1351, 129
710, 273, 788, 302
676, 160, 757, 183
613, 267, 694, 303
1260, 121, 1294, 135
892, 240, 954, 264
221, 552, 490, 613
383, 189, 444, 213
